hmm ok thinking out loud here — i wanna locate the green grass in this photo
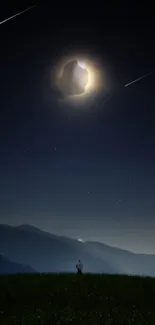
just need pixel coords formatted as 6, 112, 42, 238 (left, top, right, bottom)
1, 273, 155, 324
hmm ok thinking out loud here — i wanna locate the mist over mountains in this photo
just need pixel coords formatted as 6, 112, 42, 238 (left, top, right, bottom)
0, 254, 35, 275
0, 224, 155, 276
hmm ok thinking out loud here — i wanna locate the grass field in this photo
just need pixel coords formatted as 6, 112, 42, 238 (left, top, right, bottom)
1, 273, 155, 324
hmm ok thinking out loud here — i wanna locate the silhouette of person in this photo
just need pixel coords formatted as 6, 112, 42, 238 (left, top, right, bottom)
76, 259, 83, 274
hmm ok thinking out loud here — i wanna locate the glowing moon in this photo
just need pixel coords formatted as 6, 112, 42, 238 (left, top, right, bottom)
56, 59, 88, 97
48, 51, 104, 107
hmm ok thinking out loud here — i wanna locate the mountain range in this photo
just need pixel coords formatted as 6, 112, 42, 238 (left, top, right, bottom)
0, 254, 35, 275
0, 224, 155, 276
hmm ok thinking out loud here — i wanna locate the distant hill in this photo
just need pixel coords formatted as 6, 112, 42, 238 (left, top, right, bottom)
0, 254, 35, 275
86, 241, 155, 277
0, 224, 117, 274
0, 224, 155, 276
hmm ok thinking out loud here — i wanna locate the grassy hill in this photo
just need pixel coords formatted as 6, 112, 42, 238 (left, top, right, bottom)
1, 273, 155, 324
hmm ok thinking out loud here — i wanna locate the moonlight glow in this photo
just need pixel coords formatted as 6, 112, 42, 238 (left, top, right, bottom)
78, 238, 84, 242
78, 61, 86, 69
49, 52, 104, 107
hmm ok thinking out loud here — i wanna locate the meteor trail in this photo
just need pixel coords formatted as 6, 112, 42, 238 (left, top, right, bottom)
0, 5, 36, 25
125, 72, 152, 87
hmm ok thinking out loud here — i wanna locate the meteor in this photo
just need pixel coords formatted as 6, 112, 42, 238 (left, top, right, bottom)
0, 5, 36, 25
125, 72, 152, 87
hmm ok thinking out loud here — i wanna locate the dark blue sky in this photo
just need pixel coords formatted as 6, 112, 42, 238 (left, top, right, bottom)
0, 4, 155, 253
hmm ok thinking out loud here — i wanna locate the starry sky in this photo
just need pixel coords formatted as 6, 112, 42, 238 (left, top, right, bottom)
0, 3, 155, 253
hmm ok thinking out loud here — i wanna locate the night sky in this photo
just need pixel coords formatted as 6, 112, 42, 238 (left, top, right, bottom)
0, 4, 155, 253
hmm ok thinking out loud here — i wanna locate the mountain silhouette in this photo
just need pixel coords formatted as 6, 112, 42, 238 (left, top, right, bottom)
0, 224, 116, 274
0, 224, 155, 276
0, 253, 35, 275
86, 241, 155, 276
